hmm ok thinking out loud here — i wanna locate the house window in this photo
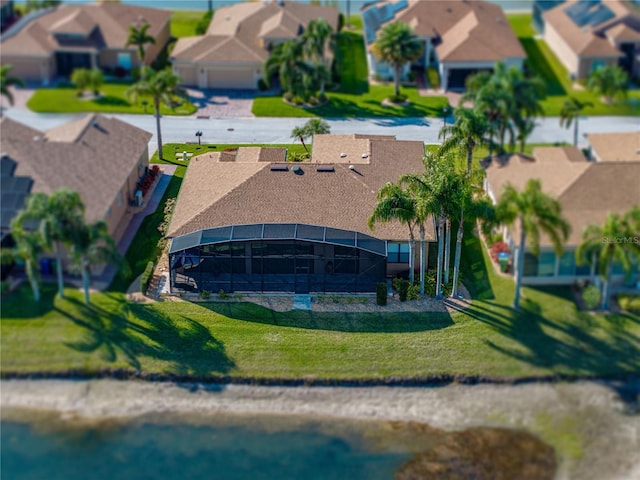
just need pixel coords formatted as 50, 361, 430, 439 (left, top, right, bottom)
558, 251, 576, 276
387, 243, 410, 263
537, 252, 556, 277
591, 60, 606, 72
117, 52, 132, 70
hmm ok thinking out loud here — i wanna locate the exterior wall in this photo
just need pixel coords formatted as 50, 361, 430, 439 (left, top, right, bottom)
104, 147, 149, 244
544, 22, 580, 78
201, 63, 261, 90
142, 19, 171, 66
99, 49, 135, 70
2, 55, 55, 84
577, 56, 621, 79
173, 63, 197, 86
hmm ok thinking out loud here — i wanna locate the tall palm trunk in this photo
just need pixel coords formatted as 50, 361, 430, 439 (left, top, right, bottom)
444, 219, 451, 284
408, 232, 415, 284
573, 119, 579, 148
451, 212, 464, 298
154, 98, 163, 160
601, 259, 612, 310
466, 146, 474, 175
82, 259, 91, 305
394, 63, 401, 97
299, 135, 308, 153
513, 216, 526, 309
419, 224, 425, 296
26, 259, 40, 302
55, 242, 64, 299
436, 214, 445, 298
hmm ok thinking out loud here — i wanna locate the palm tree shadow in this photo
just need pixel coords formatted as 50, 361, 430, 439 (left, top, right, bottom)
57, 298, 234, 375
201, 301, 454, 333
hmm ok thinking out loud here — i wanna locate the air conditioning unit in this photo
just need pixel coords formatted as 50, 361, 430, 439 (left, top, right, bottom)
135, 190, 143, 207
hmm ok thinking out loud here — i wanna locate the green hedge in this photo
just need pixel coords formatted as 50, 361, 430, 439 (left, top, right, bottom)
140, 261, 155, 294
427, 67, 440, 89
376, 282, 387, 306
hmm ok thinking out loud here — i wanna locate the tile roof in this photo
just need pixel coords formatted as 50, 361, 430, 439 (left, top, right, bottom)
543, 0, 637, 57
168, 135, 432, 243
0, 114, 152, 226
587, 131, 640, 162
171, 1, 339, 65
363, 0, 524, 63
1, 3, 170, 56
485, 146, 640, 246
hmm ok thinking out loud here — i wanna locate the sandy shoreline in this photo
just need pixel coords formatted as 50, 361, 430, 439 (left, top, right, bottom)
2, 379, 639, 479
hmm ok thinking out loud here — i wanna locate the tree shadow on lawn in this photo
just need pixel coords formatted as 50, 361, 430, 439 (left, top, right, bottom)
56, 298, 234, 375
1, 282, 57, 319
520, 37, 566, 96
201, 301, 454, 333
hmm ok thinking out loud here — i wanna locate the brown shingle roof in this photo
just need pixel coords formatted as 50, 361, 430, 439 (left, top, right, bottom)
366, 0, 524, 63
485, 147, 640, 246
1, 3, 170, 56
587, 131, 640, 162
543, 0, 636, 57
168, 135, 432, 243
171, 2, 339, 65
1, 114, 152, 225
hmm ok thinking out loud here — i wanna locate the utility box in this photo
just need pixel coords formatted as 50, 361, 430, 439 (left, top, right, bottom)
498, 252, 510, 273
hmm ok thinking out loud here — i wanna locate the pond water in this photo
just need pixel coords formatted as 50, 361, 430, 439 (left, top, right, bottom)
1, 413, 412, 480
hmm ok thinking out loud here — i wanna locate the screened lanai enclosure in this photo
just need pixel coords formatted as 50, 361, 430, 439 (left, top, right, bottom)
169, 224, 388, 294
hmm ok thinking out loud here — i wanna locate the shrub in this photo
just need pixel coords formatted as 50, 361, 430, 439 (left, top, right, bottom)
257, 78, 269, 92
199, 290, 211, 300
397, 278, 410, 302
407, 283, 420, 300
195, 10, 213, 35
426, 270, 452, 297
218, 289, 230, 299
490, 242, 510, 263
71, 68, 91, 96
140, 261, 154, 294
582, 285, 600, 310
0, 281, 9, 295
292, 95, 305, 105
376, 282, 387, 306
426, 66, 440, 89
89, 68, 104, 95
283, 92, 294, 102
618, 294, 640, 312
387, 94, 408, 104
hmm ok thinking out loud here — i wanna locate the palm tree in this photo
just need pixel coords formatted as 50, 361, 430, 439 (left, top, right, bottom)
1, 65, 25, 107
576, 208, 640, 310
369, 182, 418, 284
291, 118, 331, 153
371, 22, 423, 97
587, 65, 629, 103
264, 40, 309, 98
126, 22, 156, 66
69, 220, 120, 304
439, 107, 489, 174
303, 18, 334, 96
126, 67, 186, 161
559, 97, 593, 147
5, 219, 43, 302
15, 190, 85, 300
496, 179, 570, 309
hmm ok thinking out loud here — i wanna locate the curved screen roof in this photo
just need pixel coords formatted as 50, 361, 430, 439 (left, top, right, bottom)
169, 223, 387, 257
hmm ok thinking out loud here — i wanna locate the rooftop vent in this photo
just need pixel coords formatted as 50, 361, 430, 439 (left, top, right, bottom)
292, 165, 303, 175
349, 165, 356, 170
270, 164, 288, 172
317, 165, 335, 172
361, 153, 368, 158
340, 152, 347, 158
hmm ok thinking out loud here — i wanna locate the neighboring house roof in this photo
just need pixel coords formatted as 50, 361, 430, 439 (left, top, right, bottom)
0, 3, 170, 56
0, 114, 152, 227
485, 146, 640, 247
362, 0, 525, 63
171, 1, 339, 65
587, 131, 640, 162
168, 135, 432, 243
543, 0, 638, 57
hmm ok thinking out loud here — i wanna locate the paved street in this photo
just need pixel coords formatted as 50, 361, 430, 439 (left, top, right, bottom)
3, 107, 638, 156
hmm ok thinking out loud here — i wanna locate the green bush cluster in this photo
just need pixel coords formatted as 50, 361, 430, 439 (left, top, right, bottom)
426, 66, 440, 89
199, 290, 211, 300
140, 261, 155, 294
618, 294, 640, 312
582, 285, 600, 310
218, 289, 230, 299
376, 282, 387, 306
195, 10, 213, 35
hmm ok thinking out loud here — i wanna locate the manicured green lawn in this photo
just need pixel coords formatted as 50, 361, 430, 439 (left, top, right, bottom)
253, 30, 450, 118
27, 83, 197, 115
3, 221, 638, 379
507, 13, 640, 116
170, 10, 206, 38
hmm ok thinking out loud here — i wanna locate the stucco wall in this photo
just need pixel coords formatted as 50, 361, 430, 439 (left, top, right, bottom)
2, 55, 55, 84
544, 22, 579, 77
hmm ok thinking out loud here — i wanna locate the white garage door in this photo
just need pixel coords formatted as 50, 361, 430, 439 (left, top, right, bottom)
207, 68, 256, 89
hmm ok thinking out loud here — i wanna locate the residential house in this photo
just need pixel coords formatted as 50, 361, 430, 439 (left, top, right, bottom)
543, 0, 640, 80
166, 134, 431, 294
362, 0, 525, 90
586, 130, 640, 162
0, 3, 171, 84
170, 1, 339, 90
484, 143, 640, 287
0, 114, 152, 252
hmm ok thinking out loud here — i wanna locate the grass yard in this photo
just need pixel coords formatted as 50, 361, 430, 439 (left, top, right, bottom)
253, 30, 450, 118
507, 13, 640, 116
2, 221, 638, 379
27, 83, 197, 115
170, 10, 207, 38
